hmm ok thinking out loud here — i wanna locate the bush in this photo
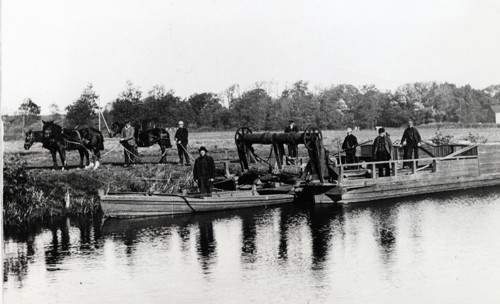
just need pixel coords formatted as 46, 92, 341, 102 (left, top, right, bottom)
3, 156, 54, 225
462, 132, 488, 143
3, 155, 103, 226
429, 130, 454, 145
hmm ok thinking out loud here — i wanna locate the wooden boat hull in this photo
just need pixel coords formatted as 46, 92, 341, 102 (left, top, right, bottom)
319, 173, 500, 204
100, 191, 294, 218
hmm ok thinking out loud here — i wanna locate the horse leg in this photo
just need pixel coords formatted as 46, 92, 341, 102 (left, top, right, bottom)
51, 148, 59, 170
159, 143, 167, 163
59, 148, 66, 170
93, 149, 101, 170
78, 149, 85, 168
84, 149, 93, 169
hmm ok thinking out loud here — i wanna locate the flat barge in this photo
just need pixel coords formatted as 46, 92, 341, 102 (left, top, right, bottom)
316, 143, 500, 204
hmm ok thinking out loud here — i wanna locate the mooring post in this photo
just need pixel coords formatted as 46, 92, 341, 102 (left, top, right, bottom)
338, 141, 342, 166
224, 161, 230, 178
339, 165, 344, 184
65, 188, 70, 210
392, 161, 398, 176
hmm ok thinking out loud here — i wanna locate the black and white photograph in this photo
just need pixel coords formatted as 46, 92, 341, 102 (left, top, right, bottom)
2, 1, 500, 303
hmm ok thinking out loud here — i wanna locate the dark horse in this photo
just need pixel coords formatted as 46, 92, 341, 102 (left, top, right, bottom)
42, 121, 105, 170
110, 122, 172, 163
24, 130, 44, 150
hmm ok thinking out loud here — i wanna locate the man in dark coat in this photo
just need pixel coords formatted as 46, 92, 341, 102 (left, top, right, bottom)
120, 120, 138, 166
174, 121, 190, 165
342, 127, 358, 165
193, 146, 216, 195
401, 119, 422, 169
372, 127, 393, 177
284, 120, 299, 157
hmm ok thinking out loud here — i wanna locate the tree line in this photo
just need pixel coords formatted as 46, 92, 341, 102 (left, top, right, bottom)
12, 81, 500, 133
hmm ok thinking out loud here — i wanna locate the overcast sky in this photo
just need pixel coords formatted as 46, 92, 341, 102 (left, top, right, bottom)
2, 0, 500, 115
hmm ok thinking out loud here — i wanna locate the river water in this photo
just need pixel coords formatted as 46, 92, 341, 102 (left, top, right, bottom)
4, 187, 500, 304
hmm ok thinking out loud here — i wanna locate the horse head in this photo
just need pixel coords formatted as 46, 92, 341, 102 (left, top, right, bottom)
42, 120, 62, 144
110, 122, 124, 138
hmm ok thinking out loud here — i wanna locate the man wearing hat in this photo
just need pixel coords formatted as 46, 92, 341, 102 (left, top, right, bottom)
174, 121, 190, 165
372, 127, 393, 177
193, 146, 216, 195
120, 120, 137, 166
401, 119, 422, 169
342, 127, 359, 165
284, 120, 299, 157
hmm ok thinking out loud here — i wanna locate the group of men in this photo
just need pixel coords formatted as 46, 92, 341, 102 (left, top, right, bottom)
118, 120, 193, 166
342, 119, 422, 177
119, 118, 422, 194
119, 120, 215, 194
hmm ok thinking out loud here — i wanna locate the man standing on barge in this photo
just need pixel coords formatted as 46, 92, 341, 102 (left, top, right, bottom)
193, 146, 216, 195
401, 119, 422, 169
342, 127, 358, 165
372, 128, 393, 177
284, 119, 299, 157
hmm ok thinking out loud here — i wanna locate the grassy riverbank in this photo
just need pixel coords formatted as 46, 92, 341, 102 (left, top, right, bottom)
3, 159, 198, 226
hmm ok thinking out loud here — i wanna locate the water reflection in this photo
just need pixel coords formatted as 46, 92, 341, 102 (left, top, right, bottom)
4, 187, 500, 304
45, 218, 71, 269
307, 205, 344, 269
197, 220, 217, 273
369, 203, 398, 266
3, 248, 30, 285
240, 211, 257, 263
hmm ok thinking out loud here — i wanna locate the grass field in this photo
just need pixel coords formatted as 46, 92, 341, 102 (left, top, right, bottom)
4, 127, 500, 168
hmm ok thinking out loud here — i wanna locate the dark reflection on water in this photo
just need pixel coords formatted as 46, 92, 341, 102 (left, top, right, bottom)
370, 203, 398, 266
197, 219, 217, 273
4, 187, 500, 304
308, 204, 343, 269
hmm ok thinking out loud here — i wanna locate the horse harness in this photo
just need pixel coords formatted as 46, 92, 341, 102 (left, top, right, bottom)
62, 129, 91, 149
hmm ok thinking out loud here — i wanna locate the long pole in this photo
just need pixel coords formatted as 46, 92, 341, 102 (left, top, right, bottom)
179, 143, 196, 162
100, 111, 112, 136
332, 140, 372, 157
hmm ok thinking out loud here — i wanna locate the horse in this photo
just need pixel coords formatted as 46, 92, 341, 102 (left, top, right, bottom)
42, 121, 105, 170
24, 130, 44, 150
110, 122, 172, 163
78, 126, 105, 169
